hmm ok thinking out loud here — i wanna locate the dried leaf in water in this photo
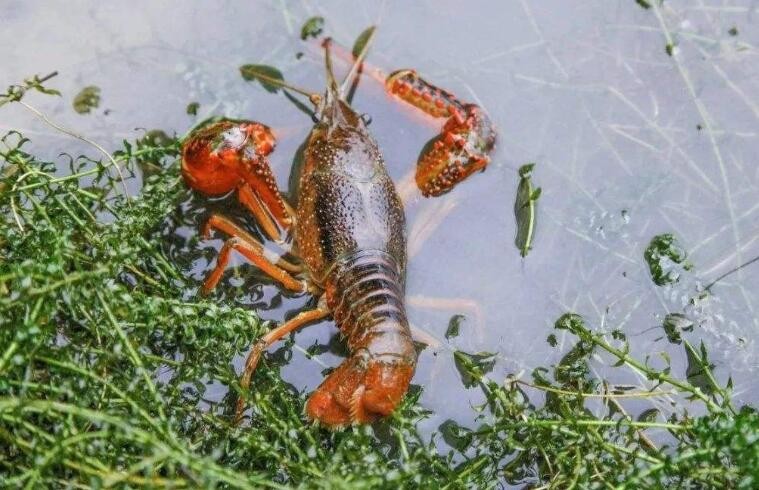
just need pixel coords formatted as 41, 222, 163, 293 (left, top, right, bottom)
72, 85, 101, 114
300, 16, 324, 40
514, 163, 540, 257
240, 64, 285, 93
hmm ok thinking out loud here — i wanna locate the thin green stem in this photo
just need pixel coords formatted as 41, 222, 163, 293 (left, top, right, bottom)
576, 327, 722, 412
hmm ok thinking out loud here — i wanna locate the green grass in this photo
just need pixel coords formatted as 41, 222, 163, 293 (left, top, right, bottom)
1, 75, 757, 489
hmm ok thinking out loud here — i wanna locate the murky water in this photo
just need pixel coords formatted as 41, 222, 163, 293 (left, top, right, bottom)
3, 0, 758, 443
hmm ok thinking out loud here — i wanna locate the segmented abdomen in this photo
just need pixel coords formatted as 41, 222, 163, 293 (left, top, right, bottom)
386, 69, 466, 120
326, 250, 416, 364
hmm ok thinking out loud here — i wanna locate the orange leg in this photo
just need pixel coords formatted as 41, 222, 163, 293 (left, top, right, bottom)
201, 237, 306, 295
235, 299, 331, 423
202, 214, 302, 273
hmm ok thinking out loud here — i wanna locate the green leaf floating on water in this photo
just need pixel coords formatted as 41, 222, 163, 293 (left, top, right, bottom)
352, 26, 376, 58
186, 101, 199, 116
300, 16, 324, 40
445, 314, 465, 339
72, 85, 100, 114
514, 163, 540, 257
239, 64, 285, 93
454, 350, 496, 388
644, 233, 692, 286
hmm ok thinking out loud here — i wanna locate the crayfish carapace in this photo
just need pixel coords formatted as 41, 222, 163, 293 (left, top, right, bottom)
180, 31, 495, 428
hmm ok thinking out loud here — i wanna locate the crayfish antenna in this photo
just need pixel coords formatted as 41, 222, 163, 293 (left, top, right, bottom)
321, 26, 377, 103
338, 26, 377, 98
322, 37, 341, 101
318, 38, 349, 125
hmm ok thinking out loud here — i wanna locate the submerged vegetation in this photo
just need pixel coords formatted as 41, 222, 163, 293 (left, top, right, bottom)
1, 72, 757, 489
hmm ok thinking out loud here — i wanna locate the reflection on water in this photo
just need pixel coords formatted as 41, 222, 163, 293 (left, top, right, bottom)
3, 0, 758, 445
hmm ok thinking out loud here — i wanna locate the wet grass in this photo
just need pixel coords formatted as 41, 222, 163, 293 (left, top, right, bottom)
2, 73, 758, 488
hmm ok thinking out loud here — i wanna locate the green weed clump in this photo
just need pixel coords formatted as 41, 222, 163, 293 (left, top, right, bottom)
1, 76, 757, 488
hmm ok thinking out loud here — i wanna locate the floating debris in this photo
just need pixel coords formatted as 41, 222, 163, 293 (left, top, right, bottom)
186, 101, 199, 116
72, 85, 100, 114
644, 233, 691, 286
300, 16, 325, 40
514, 163, 541, 257
445, 314, 465, 339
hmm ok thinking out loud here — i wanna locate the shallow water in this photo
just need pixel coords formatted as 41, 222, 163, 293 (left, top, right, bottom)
3, 0, 758, 446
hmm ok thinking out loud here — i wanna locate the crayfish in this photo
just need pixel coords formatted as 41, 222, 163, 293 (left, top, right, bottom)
180, 30, 495, 428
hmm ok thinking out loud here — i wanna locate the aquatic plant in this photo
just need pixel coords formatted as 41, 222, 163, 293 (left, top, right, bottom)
1, 74, 756, 488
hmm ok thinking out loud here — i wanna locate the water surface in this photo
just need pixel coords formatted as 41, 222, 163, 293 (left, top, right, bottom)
3, 0, 758, 444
